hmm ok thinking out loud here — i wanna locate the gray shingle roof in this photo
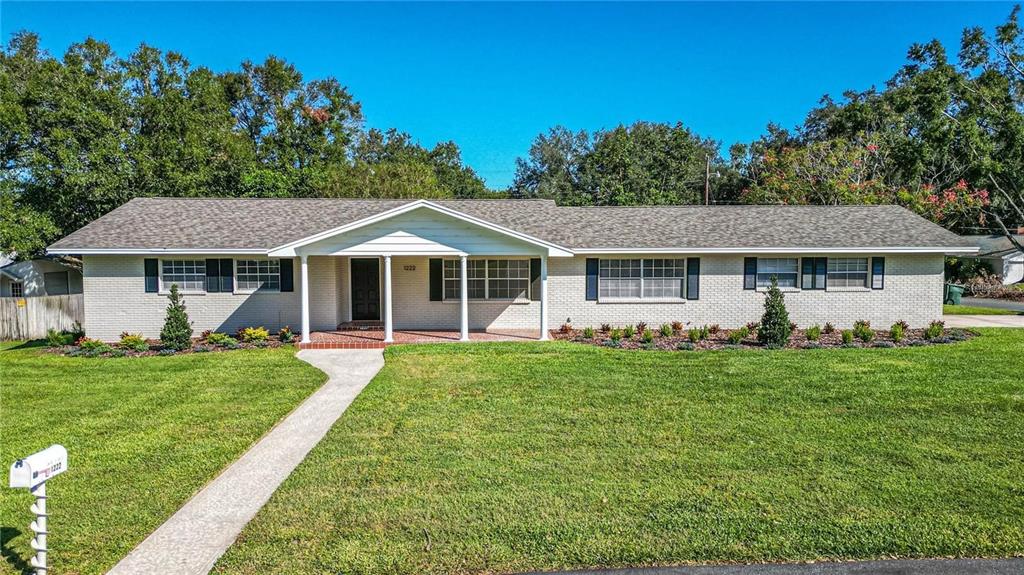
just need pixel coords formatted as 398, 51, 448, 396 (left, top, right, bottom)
961, 234, 1024, 257
48, 197, 972, 252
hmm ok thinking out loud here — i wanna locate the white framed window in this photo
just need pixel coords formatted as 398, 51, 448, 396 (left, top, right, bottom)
11, 282, 23, 297
235, 259, 281, 292
828, 257, 869, 287
443, 258, 529, 300
161, 259, 206, 292
599, 258, 686, 299
756, 258, 799, 288
643, 258, 686, 298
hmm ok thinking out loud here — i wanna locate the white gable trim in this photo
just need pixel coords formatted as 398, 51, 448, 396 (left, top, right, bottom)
267, 200, 574, 257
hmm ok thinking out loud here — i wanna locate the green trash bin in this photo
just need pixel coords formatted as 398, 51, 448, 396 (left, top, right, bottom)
945, 283, 964, 305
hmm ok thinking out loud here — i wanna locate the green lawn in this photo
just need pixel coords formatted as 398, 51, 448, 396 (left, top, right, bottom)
0, 342, 325, 575
944, 303, 1023, 315
215, 329, 1024, 575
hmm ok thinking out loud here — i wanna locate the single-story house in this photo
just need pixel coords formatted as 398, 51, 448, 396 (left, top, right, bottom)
0, 254, 83, 298
47, 198, 977, 343
959, 233, 1024, 285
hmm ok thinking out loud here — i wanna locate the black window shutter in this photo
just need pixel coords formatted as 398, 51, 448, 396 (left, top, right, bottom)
743, 257, 757, 290
802, 258, 827, 290
429, 258, 443, 301
144, 258, 158, 293
219, 258, 234, 293
530, 258, 541, 301
871, 257, 885, 290
205, 259, 221, 293
280, 258, 294, 292
686, 257, 700, 300
801, 258, 813, 289
585, 258, 599, 301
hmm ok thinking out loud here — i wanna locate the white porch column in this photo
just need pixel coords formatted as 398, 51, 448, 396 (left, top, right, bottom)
383, 255, 394, 343
459, 255, 469, 341
539, 254, 549, 340
300, 254, 310, 343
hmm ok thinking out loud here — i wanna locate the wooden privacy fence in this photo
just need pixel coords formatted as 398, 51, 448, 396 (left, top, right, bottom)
0, 294, 84, 341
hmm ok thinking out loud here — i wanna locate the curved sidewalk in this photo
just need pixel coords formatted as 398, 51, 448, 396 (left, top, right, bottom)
107, 349, 384, 575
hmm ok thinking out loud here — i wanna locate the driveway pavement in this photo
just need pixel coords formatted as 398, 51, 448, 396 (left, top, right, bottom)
107, 349, 384, 575
962, 296, 1024, 312
943, 314, 1024, 328
521, 558, 1024, 575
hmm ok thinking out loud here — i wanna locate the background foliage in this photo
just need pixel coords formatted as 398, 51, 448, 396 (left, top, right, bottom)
4, 7, 1024, 257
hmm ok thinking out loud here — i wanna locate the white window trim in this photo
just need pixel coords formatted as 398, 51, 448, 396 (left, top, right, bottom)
826, 257, 870, 290
442, 258, 532, 303
234, 258, 282, 294
597, 258, 687, 303
11, 282, 23, 298
158, 258, 207, 295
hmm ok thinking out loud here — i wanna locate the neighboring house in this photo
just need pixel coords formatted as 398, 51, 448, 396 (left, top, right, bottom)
47, 198, 977, 343
959, 233, 1024, 285
0, 255, 83, 298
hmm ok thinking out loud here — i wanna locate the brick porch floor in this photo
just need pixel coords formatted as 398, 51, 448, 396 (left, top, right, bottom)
299, 328, 543, 349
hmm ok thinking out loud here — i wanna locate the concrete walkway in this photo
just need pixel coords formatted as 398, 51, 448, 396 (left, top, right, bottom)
107, 349, 384, 575
521, 557, 1024, 575
943, 314, 1024, 328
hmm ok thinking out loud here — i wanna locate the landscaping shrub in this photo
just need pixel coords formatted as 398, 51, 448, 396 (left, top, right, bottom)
206, 332, 236, 346
46, 328, 73, 348
671, 321, 684, 334
559, 323, 573, 334
239, 326, 270, 343
894, 319, 910, 332
823, 322, 835, 334
699, 325, 710, 340
746, 321, 760, 332
278, 325, 295, 343
757, 276, 792, 348
158, 348, 177, 356
841, 329, 854, 345
641, 329, 654, 344
874, 341, 895, 348
853, 321, 875, 343
806, 324, 822, 342
727, 326, 749, 345
609, 328, 623, 343
635, 322, 647, 334
600, 323, 611, 333
108, 348, 126, 358
708, 324, 721, 335
160, 284, 193, 351
193, 345, 212, 353
925, 320, 945, 340
76, 338, 112, 355
582, 326, 595, 339
623, 325, 636, 339
118, 332, 149, 352
889, 322, 905, 343
676, 342, 694, 351
68, 322, 85, 342
659, 323, 673, 337
603, 339, 621, 348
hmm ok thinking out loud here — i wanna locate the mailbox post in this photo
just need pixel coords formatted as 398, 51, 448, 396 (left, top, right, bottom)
9, 445, 68, 575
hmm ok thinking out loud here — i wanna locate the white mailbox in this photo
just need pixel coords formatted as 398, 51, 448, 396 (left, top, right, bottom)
10, 445, 67, 490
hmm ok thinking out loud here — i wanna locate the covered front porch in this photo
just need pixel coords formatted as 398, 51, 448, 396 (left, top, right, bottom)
270, 201, 573, 346
301, 327, 543, 349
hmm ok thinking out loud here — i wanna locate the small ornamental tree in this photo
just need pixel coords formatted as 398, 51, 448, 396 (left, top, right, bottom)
757, 276, 791, 348
160, 284, 193, 350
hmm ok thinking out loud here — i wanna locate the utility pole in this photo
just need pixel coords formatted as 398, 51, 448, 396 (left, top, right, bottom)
704, 154, 711, 205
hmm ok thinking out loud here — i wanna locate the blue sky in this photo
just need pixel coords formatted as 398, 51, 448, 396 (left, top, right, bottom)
1, 2, 1013, 189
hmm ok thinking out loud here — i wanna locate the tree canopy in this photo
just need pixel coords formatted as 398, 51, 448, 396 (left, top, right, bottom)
0, 33, 489, 257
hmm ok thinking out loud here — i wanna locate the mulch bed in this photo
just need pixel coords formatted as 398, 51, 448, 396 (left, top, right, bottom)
47, 336, 294, 358
552, 326, 975, 351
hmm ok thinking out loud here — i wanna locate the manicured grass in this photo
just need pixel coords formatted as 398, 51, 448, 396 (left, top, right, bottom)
216, 329, 1024, 575
944, 304, 1022, 315
0, 342, 325, 575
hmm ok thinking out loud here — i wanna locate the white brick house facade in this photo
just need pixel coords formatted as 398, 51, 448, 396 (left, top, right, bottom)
82, 252, 943, 341
52, 198, 973, 342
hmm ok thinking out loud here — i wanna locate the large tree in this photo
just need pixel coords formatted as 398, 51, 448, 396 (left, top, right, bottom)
0, 33, 491, 257
511, 122, 731, 206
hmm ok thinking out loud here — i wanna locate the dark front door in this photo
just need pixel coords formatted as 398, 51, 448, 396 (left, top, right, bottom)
351, 258, 381, 321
